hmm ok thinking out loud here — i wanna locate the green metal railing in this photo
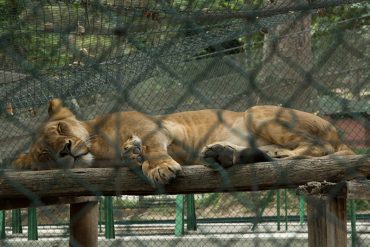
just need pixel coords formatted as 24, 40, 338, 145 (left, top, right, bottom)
175, 194, 198, 236
104, 196, 115, 239
27, 208, 37, 240
0, 211, 5, 240
12, 209, 22, 234
0, 194, 363, 246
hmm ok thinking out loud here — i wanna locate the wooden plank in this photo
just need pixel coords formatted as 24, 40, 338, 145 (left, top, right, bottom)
0, 196, 98, 210
298, 179, 370, 200
0, 155, 369, 198
346, 180, 370, 200
70, 199, 98, 247
307, 196, 347, 247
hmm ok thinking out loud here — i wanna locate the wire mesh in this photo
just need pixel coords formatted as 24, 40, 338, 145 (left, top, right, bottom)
0, 0, 369, 246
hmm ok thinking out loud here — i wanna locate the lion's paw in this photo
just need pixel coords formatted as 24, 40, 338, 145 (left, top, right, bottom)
121, 135, 144, 166
142, 160, 182, 185
201, 143, 236, 168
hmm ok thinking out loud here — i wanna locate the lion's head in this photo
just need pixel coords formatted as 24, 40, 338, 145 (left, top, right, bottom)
13, 99, 94, 170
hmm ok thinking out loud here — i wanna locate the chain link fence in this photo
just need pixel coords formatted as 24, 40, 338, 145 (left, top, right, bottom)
0, 0, 369, 246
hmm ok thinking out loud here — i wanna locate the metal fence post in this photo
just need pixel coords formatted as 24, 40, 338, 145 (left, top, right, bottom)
0, 210, 5, 240
104, 196, 115, 239
299, 195, 305, 225
276, 190, 281, 231
27, 207, 38, 240
350, 200, 357, 247
98, 198, 103, 233
284, 189, 288, 231
175, 194, 185, 236
12, 209, 22, 233
186, 194, 197, 231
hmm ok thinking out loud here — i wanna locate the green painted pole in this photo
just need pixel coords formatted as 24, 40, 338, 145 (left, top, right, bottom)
186, 194, 197, 231
27, 208, 38, 240
104, 196, 115, 239
12, 209, 22, 233
0, 211, 5, 240
299, 195, 305, 225
350, 200, 357, 247
276, 190, 281, 231
175, 195, 185, 236
98, 198, 103, 233
284, 189, 288, 231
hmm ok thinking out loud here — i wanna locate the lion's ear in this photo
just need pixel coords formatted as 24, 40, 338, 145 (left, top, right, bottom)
12, 153, 34, 170
48, 98, 63, 117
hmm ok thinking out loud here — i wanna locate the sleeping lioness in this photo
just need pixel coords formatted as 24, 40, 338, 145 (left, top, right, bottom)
13, 99, 354, 184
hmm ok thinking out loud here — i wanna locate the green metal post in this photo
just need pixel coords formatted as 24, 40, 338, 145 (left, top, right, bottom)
0, 211, 5, 240
276, 190, 281, 231
27, 208, 38, 240
186, 194, 197, 231
175, 195, 185, 236
350, 200, 357, 247
284, 189, 288, 231
12, 209, 22, 233
98, 198, 102, 233
104, 196, 115, 239
299, 195, 305, 225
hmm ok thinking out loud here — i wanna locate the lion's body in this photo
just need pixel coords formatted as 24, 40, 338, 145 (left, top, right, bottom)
13, 100, 354, 184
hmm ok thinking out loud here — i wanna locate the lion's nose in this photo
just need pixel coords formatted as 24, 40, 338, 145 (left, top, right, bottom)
60, 140, 72, 157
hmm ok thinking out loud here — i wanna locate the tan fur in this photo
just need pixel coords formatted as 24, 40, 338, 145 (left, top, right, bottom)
13, 100, 354, 184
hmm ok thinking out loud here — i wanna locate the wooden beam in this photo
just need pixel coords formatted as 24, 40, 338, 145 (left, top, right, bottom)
307, 196, 347, 247
70, 198, 98, 247
297, 179, 370, 200
0, 155, 369, 198
346, 180, 370, 200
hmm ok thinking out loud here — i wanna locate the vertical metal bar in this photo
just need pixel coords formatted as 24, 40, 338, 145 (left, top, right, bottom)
104, 196, 115, 239
27, 208, 38, 240
12, 209, 22, 234
98, 198, 102, 233
299, 195, 305, 225
350, 200, 357, 247
276, 190, 281, 231
186, 194, 197, 231
175, 194, 185, 236
284, 189, 288, 231
0, 210, 5, 240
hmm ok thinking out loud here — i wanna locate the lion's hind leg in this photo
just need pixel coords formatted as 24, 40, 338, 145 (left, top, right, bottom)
257, 145, 296, 159
201, 142, 272, 168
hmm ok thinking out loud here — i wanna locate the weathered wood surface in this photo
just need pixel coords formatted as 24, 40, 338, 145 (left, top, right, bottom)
0, 155, 369, 198
70, 200, 98, 247
307, 196, 347, 247
346, 180, 370, 200
297, 179, 370, 200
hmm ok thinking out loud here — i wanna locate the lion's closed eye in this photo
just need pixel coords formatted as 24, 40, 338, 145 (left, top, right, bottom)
57, 122, 69, 135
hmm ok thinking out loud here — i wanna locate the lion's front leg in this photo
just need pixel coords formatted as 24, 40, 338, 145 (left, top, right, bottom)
142, 154, 182, 185
121, 135, 145, 166
121, 134, 181, 185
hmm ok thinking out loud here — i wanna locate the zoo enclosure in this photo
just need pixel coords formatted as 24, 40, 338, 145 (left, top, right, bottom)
0, 0, 369, 246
